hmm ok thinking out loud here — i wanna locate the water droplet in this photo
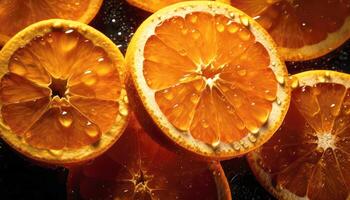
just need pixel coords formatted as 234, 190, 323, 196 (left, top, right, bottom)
237, 69, 247, 76
119, 107, 129, 116
239, 16, 249, 26
49, 149, 63, 156
330, 103, 335, 108
191, 29, 200, 40
276, 99, 282, 105
227, 23, 239, 33
216, 23, 225, 32
291, 77, 299, 89
233, 143, 241, 151
85, 121, 99, 137
188, 14, 198, 23
58, 110, 73, 128
190, 93, 199, 104
201, 120, 209, 128
276, 75, 285, 85
212, 140, 220, 148
81, 70, 97, 86
248, 135, 257, 143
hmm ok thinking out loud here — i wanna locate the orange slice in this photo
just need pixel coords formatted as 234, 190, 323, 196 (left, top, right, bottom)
126, 1, 290, 159
67, 114, 232, 200
0, 19, 129, 165
248, 70, 350, 200
0, 0, 103, 45
126, 0, 216, 13
221, 0, 350, 61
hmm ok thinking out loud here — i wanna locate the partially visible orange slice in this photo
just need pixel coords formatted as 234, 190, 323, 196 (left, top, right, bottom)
0, 19, 129, 164
221, 0, 350, 61
0, 0, 103, 45
248, 70, 350, 200
126, 0, 215, 13
67, 114, 232, 200
126, 1, 291, 159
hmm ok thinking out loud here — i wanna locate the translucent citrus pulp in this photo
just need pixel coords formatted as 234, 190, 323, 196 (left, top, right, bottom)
0, 0, 103, 45
67, 114, 231, 200
0, 19, 128, 164
248, 70, 350, 200
126, 1, 290, 159
221, 0, 350, 61
126, 0, 216, 13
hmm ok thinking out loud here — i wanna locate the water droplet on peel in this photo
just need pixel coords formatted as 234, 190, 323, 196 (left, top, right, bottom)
291, 77, 299, 89
119, 107, 128, 116
233, 143, 240, 151
212, 140, 220, 148
81, 70, 97, 86
239, 16, 249, 26
85, 121, 99, 137
276, 75, 285, 85
248, 135, 257, 143
276, 99, 282, 105
58, 111, 73, 128
49, 149, 63, 156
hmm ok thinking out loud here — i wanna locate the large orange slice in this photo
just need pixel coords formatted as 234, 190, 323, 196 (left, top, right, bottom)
67, 114, 232, 200
0, 0, 103, 45
248, 70, 350, 200
0, 19, 129, 165
221, 0, 350, 61
126, 1, 291, 159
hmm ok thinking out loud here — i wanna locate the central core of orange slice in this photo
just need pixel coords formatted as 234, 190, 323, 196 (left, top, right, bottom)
317, 132, 335, 150
49, 78, 68, 98
143, 12, 278, 145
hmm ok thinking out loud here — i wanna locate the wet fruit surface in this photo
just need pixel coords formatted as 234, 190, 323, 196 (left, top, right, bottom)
0, 0, 349, 199
68, 115, 230, 200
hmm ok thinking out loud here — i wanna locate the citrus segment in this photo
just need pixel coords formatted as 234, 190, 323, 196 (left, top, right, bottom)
67, 115, 231, 200
225, 0, 350, 60
0, 0, 103, 45
248, 70, 350, 200
127, 1, 290, 159
0, 19, 128, 164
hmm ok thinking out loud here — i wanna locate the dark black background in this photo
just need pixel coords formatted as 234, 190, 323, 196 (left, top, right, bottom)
0, 0, 349, 199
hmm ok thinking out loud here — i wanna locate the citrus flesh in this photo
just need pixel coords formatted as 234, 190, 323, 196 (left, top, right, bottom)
127, 1, 290, 159
67, 114, 231, 200
0, 19, 128, 164
248, 70, 350, 200
0, 0, 103, 45
224, 0, 350, 61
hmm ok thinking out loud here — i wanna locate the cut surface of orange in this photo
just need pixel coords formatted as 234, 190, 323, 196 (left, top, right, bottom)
0, 0, 103, 45
126, 1, 290, 159
126, 0, 215, 13
222, 0, 350, 61
0, 19, 128, 164
248, 70, 350, 200
67, 114, 231, 200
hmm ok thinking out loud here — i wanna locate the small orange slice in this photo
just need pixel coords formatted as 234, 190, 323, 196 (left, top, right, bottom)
248, 70, 350, 200
126, 1, 290, 159
0, 19, 129, 164
67, 114, 232, 200
0, 0, 103, 45
221, 0, 350, 61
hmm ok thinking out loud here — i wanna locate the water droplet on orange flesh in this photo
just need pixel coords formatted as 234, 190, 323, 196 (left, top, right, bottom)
145, 12, 278, 145
67, 115, 230, 200
248, 72, 350, 200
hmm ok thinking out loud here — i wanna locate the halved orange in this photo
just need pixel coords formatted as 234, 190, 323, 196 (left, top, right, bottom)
248, 70, 350, 200
0, 0, 103, 45
126, 0, 216, 13
220, 0, 350, 61
0, 19, 129, 165
67, 114, 232, 200
126, 1, 291, 159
